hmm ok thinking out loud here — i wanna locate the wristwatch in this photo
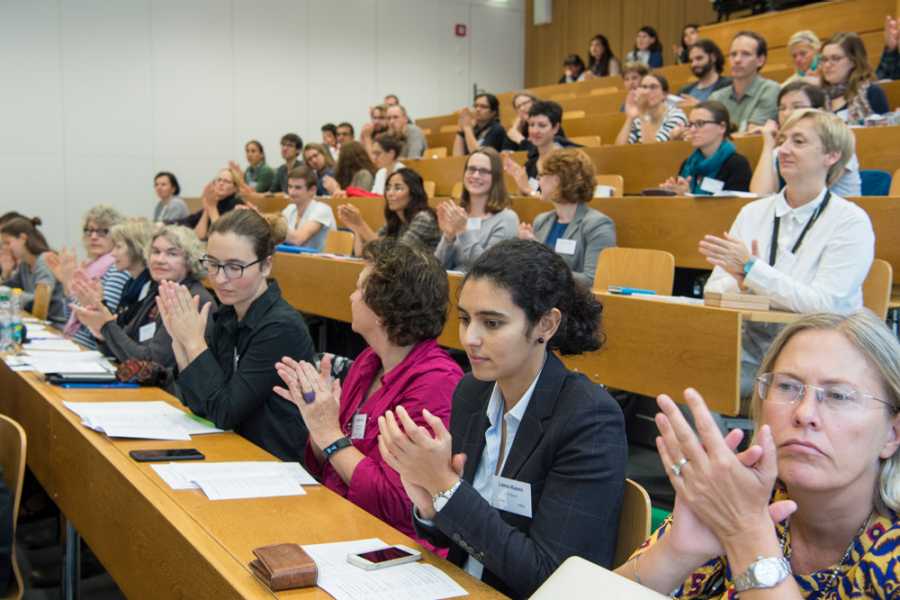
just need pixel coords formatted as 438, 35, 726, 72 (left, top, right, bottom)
322, 436, 352, 462
733, 556, 792, 592
743, 256, 757, 275
432, 479, 462, 513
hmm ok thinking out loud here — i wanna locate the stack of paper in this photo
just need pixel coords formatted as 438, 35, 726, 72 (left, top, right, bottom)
704, 292, 770, 310
23, 338, 82, 352
151, 461, 317, 500
23, 323, 63, 340
4, 350, 116, 374
63, 401, 224, 441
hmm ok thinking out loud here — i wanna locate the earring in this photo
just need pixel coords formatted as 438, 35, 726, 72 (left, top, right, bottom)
537, 336, 545, 344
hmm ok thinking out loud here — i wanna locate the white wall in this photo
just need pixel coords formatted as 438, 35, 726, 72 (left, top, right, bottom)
0, 0, 524, 248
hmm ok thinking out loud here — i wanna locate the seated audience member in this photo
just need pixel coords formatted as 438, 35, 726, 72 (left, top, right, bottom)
323, 141, 377, 197
678, 39, 731, 104
162, 210, 315, 461
386, 105, 426, 159
625, 26, 664, 67
673, 24, 700, 64
274, 239, 462, 547
616, 73, 688, 145
321, 123, 339, 160
435, 148, 518, 272
243, 140, 274, 193
453, 93, 507, 156
821, 32, 889, 123
559, 54, 587, 83
384, 94, 400, 107
369, 133, 406, 195
281, 166, 336, 250
619, 61, 651, 112
360, 105, 390, 159
502, 92, 536, 151
336, 122, 355, 146
586, 33, 621, 77
660, 101, 752, 194
302, 143, 335, 196
876, 14, 899, 80
178, 167, 244, 240
74, 223, 213, 370
504, 100, 577, 196
152, 171, 189, 223
782, 30, 821, 86
338, 168, 440, 256
271, 133, 304, 194
750, 81, 862, 197
518, 149, 616, 287
0, 217, 66, 324
702, 109, 873, 396
380, 239, 627, 599
618, 310, 900, 599
710, 31, 780, 132
51, 205, 129, 350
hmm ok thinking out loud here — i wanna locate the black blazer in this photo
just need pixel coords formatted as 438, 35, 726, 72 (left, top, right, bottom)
415, 353, 627, 599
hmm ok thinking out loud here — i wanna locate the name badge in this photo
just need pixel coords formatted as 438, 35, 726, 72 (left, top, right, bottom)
593, 184, 614, 198
466, 217, 482, 231
491, 476, 532, 518
351, 413, 367, 440
138, 322, 157, 342
700, 177, 725, 194
528, 177, 540, 192
554, 238, 576, 255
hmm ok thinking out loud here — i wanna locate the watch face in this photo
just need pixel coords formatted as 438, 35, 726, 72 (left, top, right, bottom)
754, 560, 783, 586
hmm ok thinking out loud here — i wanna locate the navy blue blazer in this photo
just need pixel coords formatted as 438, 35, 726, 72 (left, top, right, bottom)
415, 352, 627, 599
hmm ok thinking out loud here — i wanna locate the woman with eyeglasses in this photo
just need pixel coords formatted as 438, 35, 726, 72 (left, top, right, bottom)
700, 109, 874, 398
0, 217, 66, 325
178, 167, 245, 241
617, 310, 900, 599
820, 32, 889, 124
46, 205, 130, 350
660, 101, 752, 194
158, 210, 315, 461
453, 93, 508, 156
435, 148, 518, 272
503, 93, 537, 152
72, 224, 214, 372
615, 73, 687, 145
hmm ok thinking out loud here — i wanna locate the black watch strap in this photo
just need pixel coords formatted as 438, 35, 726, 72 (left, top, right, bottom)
322, 436, 352, 461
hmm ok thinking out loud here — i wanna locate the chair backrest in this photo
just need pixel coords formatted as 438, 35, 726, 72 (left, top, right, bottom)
439, 124, 457, 134
590, 86, 620, 96
31, 282, 51, 321
594, 174, 624, 197
563, 110, 586, 121
890, 168, 900, 196
424, 147, 447, 159
0, 414, 26, 600
323, 230, 354, 256
450, 181, 464, 201
614, 479, 652, 568
594, 247, 675, 296
571, 135, 602, 148
860, 169, 892, 196
550, 92, 577, 102
862, 258, 892, 320
424, 180, 436, 198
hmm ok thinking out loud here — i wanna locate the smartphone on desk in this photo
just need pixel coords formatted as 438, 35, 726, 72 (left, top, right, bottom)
346, 546, 421, 570
129, 448, 205, 462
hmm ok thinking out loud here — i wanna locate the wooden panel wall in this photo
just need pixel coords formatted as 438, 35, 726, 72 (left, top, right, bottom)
525, 0, 718, 87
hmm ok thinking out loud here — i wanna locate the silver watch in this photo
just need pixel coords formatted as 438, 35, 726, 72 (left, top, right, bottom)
733, 556, 792, 592
431, 479, 462, 513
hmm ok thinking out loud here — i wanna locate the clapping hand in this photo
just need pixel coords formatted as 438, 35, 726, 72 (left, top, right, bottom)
660, 176, 691, 195
337, 204, 364, 230
436, 201, 468, 241
518, 222, 536, 241
45, 248, 78, 290
698, 233, 758, 282
273, 354, 342, 449
155, 279, 210, 361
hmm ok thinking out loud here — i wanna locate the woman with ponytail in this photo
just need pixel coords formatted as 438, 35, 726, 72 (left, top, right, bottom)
0, 217, 66, 324
158, 209, 315, 461
378, 239, 627, 599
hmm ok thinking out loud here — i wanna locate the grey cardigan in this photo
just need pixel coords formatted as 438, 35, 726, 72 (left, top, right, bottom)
3, 254, 67, 325
533, 203, 616, 287
434, 208, 519, 272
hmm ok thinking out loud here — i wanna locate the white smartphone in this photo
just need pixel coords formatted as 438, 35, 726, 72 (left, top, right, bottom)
346, 545, 422, 570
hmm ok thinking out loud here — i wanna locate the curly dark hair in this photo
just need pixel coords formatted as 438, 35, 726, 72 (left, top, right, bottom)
463, 239, 603, 355
361, 238, 449, 346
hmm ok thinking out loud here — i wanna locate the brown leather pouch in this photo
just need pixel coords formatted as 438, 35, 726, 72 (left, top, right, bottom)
249, 543, 318, 591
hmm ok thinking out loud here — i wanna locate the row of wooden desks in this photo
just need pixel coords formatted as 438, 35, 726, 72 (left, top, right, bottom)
0, 359, 504, 598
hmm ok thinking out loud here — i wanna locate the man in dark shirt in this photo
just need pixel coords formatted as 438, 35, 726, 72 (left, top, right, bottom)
678, 39, 732, 104
271, 133, 304, 194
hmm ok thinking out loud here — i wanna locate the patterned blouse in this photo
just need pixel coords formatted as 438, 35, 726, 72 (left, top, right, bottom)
627, 104, 687, 144
632, 488, 900, 599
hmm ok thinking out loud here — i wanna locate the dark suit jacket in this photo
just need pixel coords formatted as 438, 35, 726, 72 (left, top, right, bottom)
415, 353, 627, 599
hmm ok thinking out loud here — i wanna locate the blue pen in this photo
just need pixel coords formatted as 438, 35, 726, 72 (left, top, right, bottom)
608, 286, 657, 296
59, 383, 140, 389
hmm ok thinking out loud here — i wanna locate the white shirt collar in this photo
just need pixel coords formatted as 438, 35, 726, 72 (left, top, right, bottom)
485, 358, 545, 428
773, 186, 829, 220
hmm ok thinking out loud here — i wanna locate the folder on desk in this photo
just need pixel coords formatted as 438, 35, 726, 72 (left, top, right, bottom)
530, 556, 666, 599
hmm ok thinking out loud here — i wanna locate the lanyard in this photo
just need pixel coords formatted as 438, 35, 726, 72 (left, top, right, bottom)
768, 191, 831, 266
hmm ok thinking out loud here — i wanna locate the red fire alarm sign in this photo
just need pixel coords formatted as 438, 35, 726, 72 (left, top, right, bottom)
455, 24, 467, 37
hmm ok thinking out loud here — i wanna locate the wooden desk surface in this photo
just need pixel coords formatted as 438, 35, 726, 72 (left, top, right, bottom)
0, 362, 505, 598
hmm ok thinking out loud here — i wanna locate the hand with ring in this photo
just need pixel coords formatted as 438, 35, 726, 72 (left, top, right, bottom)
274, 354, 343, 450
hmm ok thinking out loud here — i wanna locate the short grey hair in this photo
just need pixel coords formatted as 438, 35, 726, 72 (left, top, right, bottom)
110, 218, 155, 267
82, 204, 124, 230
148, 225, 207, 279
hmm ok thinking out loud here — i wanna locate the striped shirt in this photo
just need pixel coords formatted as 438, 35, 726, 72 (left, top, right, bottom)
626, 105, 687, 144
71, 266, 131, 350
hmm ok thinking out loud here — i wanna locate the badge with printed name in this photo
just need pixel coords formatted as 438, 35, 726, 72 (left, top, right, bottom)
466, 217, 482, 231
554, 238, 576, 255
351, 413, 367, 439
138, 322, 157, 342
699, 177, 725, 194
491, 476, 532, 518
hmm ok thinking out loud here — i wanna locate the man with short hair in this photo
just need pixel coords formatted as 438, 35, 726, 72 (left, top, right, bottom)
336, 122, 355, 146
360, 105, 390, 160
678, 39, 732, 104
281, 166, 335, 250
386, 105, 426, 158
321, 123, 339, 160
272, 133, 304, 194
709, 31, 780, 132
384, 94, 400, 106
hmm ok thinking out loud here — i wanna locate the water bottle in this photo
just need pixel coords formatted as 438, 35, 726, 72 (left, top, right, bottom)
0, 286, 11, 352
10, 288, 23, 347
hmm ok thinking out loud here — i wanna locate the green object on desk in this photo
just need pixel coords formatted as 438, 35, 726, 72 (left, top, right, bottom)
186, 413, 216, 429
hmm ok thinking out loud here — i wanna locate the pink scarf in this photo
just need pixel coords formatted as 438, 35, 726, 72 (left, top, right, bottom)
63, 252, 116, 337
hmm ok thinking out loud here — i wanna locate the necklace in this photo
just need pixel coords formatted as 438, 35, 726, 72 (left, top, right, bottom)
778, 512, 871, 592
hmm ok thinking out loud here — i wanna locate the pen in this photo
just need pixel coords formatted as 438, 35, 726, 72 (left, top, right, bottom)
59, 383, 140, 389
608, 286, 657, 296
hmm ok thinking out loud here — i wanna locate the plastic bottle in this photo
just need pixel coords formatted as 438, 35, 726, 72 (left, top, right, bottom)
10, 288, 23, 347
0, 286, 11, 352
